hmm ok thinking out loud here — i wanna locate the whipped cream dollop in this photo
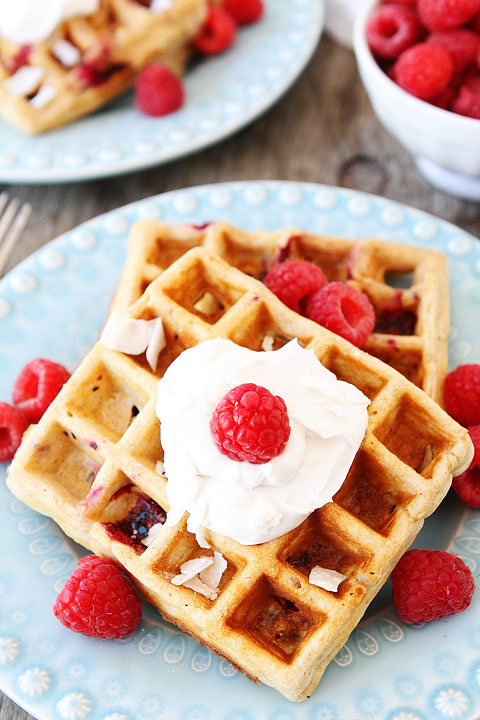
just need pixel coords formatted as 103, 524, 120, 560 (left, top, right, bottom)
156, 339, 370, 546
0, 0, 99, 45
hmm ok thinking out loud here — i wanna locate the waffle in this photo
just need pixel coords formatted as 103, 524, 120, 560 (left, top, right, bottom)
112, 220, 450, 404
0, 0, 207, 134
7, 248, 472, 702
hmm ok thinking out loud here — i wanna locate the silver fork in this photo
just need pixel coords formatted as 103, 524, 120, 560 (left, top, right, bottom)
0, 192, 32, 278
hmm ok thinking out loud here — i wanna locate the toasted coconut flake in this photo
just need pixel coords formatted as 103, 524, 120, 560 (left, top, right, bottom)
199, 550, 227, 589
309, 566, 346, 592
4, 65, 44, 97
100, 312, 163, 358
183, 575, 219, 601
141, 522, 163, 547
53, 40, 81, 67
151, 0, 175, 10
156, 460, 165, 476
30, 84, 56, 108
262, 334, 274, 352
171, 556, 214, 585
146, 318, 166, 372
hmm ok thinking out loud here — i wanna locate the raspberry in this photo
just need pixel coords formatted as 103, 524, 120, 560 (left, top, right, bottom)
12, 358, 70, 424
4, 45, 31, 75
366, 5, 423, 60
444, 364, 480, 426
427, 29, 480, 76
391, 549, 475, 623
222, 0, 263, 24
393, 42, 454, 99
418, 0, 480, 31
452, 426, 480, 506
470, 10, 480, 31
305, 283, 375, 348
134, 64, 184, 117
0, 403, 28, 462
76, 38, 112, 87
192, 7, 237, 55
210, 383, 291, 464
264, 260, 327, 313
451, 71, 480, 117
53, 555, 142, 638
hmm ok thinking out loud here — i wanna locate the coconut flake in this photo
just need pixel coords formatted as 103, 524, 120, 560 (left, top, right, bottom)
4, 65, 45, 97
53, 39, 81, 67
183, 575, 219, 601
141, 522, 163, 547
150, 0, 174, 11
156, 460, 165, 476
171, 556, 214, 585
100, 312, 165, 361
262, 334, 274, 352
309, 566, 346, 592
199, 550, 227, 589
29, 84, 56, 108
146, 317, 166, 372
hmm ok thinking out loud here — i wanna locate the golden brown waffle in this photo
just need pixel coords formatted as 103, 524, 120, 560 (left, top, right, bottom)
7, 248, 472, 702
112, 220, 450, 404
0, 0, 207, 134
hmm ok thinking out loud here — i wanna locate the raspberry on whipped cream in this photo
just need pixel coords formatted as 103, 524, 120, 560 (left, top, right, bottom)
156, 339, 370, 546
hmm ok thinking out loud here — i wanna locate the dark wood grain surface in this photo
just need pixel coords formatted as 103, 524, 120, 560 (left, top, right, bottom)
0, 35, 479, 720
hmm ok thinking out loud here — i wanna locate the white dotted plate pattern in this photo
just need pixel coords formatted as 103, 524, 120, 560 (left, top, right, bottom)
1, 182, 480, 720
0, 0, 323, 184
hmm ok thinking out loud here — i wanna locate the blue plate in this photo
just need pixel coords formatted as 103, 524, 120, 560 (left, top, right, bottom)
0, 0, 323, 184
1, 181, 480, 720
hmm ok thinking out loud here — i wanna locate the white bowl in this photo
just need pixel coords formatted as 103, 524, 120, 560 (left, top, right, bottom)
353, 0, 480, 201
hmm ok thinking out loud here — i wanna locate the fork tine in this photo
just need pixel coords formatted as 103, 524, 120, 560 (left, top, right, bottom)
0, 191, 9, 218
0, 197, 20, 244
0, 203, 32, 277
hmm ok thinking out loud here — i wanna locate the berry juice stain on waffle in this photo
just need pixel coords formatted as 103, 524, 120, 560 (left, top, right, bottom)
0, 0, 263, 134
2, 222, 478, 702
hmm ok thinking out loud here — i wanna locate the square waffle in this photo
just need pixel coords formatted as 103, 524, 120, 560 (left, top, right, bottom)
7, 248, 472, 702
112, 220, 450, 404
0, 0, 207, 134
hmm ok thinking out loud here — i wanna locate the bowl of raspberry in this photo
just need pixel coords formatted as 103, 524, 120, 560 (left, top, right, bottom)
353, 0, 480, 201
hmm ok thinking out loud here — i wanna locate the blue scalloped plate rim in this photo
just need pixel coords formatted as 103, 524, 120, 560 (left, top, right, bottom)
1, 181, 480, 720
0, 0, 323, 184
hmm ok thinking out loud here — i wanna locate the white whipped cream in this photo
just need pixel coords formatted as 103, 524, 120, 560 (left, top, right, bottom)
156, 339, 369, 546
0, 0, 99, 45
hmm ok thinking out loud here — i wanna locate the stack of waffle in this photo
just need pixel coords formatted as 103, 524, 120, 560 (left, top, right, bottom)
7, 227, 472, 701
0, 0, 207, 134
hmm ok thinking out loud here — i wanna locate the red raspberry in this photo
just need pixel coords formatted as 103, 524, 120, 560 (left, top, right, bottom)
0, 403, 28, 462
427, 30, 480, 76
418, 0, 480, 31
222, 0, 263, 24
264, 260, 327, 313
76, 38, 112, 87
470, 10, 480, 31
451, 71, 480, 117
3, 45, 31, 75
12, 358, 70, 424
391, 549, 475, 623
430, 84, 457, 109
393, 42, 454, 99
210, 383, 291, 464
366, 5, 423, 60
192, 7, 237, 56
53, 555, 142, 639
134, 64, 184, 117
444, 364, 480, 426
452, 426, 480, 506
305, 283, 375, 348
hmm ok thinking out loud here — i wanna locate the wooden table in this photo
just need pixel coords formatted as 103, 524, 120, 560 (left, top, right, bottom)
1, 36, 479, 720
